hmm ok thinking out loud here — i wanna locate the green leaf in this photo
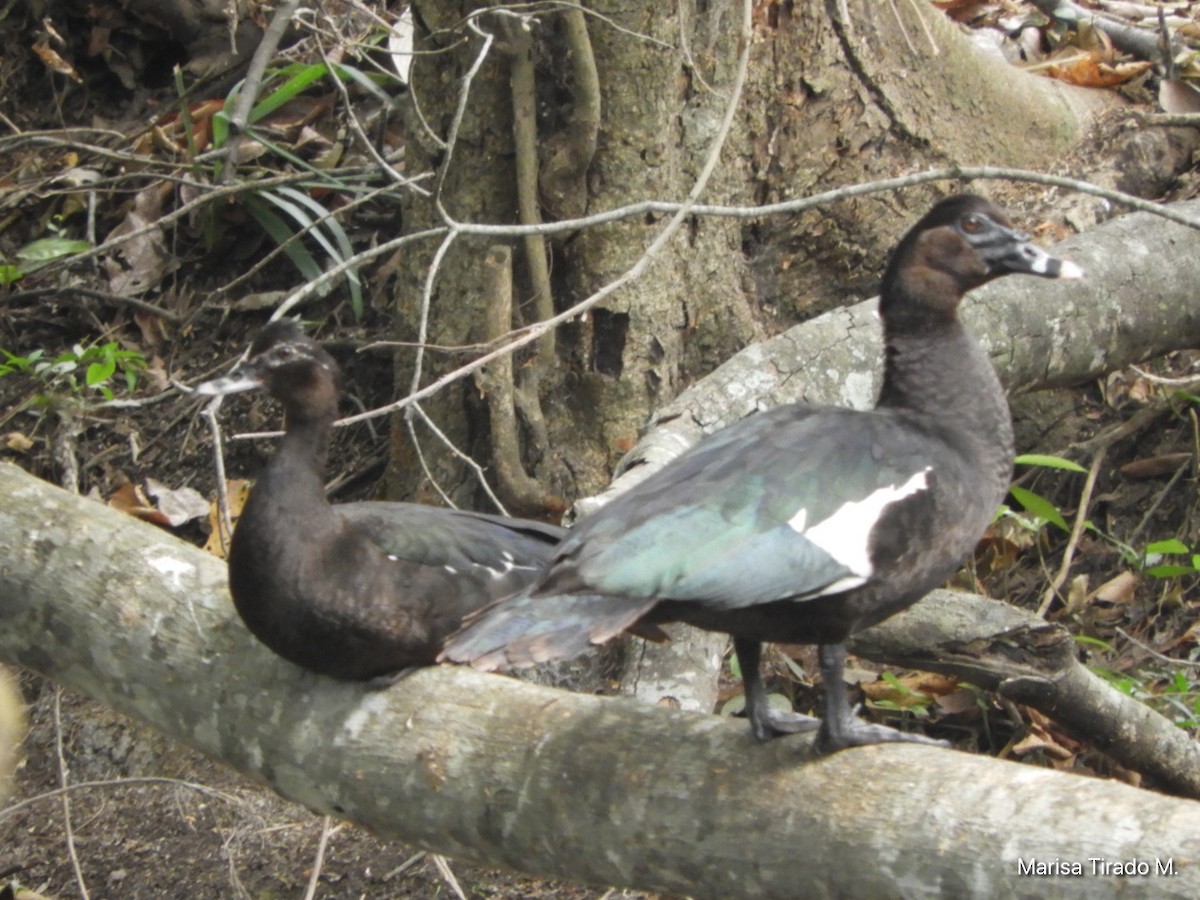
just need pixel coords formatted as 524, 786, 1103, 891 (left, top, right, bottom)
16, 237, 92, 263
249, 63, 328, 123
1014, 453, 1088, 474
1145, 538, 1190, 556
1008, 485, 1070, 531
212, 107, 233, 151
241, 194, 327, 294
257, 186, 362, 317
328, 61, 395, 105
0, 264, 23, 285
85, 357, 116, 386
262, 187, 344, 261
1146, 564, 1197, 579
1072, 635, 1114, 651
274, 186, 362, 317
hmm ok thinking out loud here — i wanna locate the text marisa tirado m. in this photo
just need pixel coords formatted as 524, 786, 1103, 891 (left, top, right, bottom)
1018, 858, 1178, 877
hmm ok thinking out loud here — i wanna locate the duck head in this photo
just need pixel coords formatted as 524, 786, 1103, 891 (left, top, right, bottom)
195, 321, 341, 423
881, 194, 1083, 328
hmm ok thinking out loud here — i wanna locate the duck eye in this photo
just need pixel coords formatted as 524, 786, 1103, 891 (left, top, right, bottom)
961, 214, 985, 234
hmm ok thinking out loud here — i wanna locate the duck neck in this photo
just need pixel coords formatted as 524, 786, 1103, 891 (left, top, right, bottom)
877, 318, 1014, 485
255, 409, 335, 519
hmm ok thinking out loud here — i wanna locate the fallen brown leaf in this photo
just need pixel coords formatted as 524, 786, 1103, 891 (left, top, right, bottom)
203, 479, 252, 558
2, 432, 34, 453
1093, 570, 1139, 605
1045, 54, 1152, 88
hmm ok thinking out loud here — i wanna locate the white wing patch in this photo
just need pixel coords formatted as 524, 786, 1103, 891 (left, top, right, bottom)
788, 467, 932, 580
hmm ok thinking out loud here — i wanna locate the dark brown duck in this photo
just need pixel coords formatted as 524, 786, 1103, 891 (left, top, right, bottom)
441, 194, 1083, 753
197, 322, 566, 680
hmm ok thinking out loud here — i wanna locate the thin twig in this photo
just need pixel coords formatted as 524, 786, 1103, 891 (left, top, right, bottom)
217, 0, 304, 183
303, 815, 340, 900
202, 397, 235, 557
1038, 449, 1106, 617
1127, 455, 1191, 548
54, 687, 91, 900
1139, 112, 1200, 128
381, 850, 427, 881
407, 404, 511, 514
312, 34, 420, 191
277, 165, 1200, 431
406, 231, 458, 401
675, 0, 719, 96
1116, 627, 1200, 669
435, 19, 497, 219
1130, 364, 1200, 389
1072, 404, 1166, 457
6, 286, 182, 323
0, 775, 250, 822
430, 853, 468, 900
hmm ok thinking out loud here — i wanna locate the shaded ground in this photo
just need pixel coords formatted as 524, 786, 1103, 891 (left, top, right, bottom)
2, 674, 639, 899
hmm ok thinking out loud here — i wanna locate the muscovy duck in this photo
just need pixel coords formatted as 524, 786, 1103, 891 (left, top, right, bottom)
196, 321, 567, 680
441, 194, 1083, 752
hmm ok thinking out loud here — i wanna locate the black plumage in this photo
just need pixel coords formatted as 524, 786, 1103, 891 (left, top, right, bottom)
441, 194, 1083, 752
196, 322, 566, 680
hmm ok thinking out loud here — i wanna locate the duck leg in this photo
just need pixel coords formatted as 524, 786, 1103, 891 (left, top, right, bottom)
734, 637, 821, 741
815, 642, 950, 753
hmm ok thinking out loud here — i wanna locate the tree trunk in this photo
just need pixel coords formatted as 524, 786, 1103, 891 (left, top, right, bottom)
383, 1, 1119, 509
0, 461, 1197, 899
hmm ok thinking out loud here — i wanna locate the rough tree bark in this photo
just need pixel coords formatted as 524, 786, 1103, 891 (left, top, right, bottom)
0, 461, 1198, 899
383, 0, 1122, 510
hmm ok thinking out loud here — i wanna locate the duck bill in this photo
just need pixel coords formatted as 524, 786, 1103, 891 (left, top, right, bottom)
988, 230, 1084, 281
194, 366, 265, 397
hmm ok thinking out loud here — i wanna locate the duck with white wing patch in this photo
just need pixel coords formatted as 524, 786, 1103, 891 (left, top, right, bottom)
441, 194, 1083, 754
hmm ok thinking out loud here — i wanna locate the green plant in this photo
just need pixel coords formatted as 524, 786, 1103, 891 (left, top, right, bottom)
199, 60, 399, 318
1000, 454, 1200, 578
0, 341, 148, 401
998, 453, 1088, 533
1160, 668, 1200, 730
866, 671, 932, 718
0, 234, 92, 285
1135, 538, 1200, 579
1092, 664, 1200, 732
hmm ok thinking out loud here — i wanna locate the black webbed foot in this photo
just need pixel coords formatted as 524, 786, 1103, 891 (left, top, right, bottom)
815, 712, 950, 754
813, 643, 950, 754
734, 638, 822, 742
745, 707, 822, 741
